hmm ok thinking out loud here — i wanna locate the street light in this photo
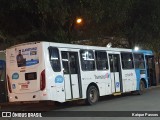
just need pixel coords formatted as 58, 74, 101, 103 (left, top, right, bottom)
67, 17, 83, 43
106, 42, 112, 48
76, 18, 82, 24
134, 46, 139, 51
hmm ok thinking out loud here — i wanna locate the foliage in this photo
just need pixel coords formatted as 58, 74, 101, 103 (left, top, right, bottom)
0, 0, 160, 53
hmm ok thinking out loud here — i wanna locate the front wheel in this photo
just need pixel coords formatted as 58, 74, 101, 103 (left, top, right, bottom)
86, 86, 99, 105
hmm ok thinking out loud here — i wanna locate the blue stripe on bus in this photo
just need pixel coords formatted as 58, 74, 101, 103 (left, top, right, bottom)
26, 60, 39, 66
133, 49, 151, 90
135, 69, 140, 90
135, 69, 149, 90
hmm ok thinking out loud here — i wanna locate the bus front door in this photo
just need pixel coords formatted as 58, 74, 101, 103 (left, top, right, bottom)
109, 54, 122, 93
61, 51, 82, 100
145, 55, 156, 86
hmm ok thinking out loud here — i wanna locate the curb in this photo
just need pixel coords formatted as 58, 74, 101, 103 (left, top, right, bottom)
148, 85, 160, 89
0, 101, 55, 110
0, 101, 39, 106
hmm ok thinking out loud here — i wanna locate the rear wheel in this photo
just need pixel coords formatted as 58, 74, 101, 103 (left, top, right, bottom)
137, 80, 146, 95
86, 86, 99, 105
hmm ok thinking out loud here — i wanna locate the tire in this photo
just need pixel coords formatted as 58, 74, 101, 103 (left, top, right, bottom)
137, 80, 146, 95
86, 86, 99, 105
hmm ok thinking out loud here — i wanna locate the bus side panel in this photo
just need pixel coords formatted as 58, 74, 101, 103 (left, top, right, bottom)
80, 70, 111, 99
45, 43, 65, 102
135, 69, 140, 90
135, 69, 148, 90
121, 70, 137, 92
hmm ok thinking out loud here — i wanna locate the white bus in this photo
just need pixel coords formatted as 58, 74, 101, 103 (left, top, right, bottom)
6, 41, 154, 105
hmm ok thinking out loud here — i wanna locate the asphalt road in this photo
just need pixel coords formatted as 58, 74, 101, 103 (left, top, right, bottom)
56, 87, 160, 111
1, 87, 160, 120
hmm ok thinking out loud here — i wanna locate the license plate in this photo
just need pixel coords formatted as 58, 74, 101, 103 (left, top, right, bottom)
21, 84, 28, 89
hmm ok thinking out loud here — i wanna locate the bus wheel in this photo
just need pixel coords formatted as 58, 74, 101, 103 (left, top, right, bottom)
86, 86, 99, 105
137, 80, 145, 95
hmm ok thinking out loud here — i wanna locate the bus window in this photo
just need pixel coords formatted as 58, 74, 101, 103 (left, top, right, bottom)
134, 54, 145, 69
121, 53, 134, 69
61, 52, 69, 74
109, 55, 114, 72
80, 50, 95, 71
113, 55, 119, 72
48, 47, 61, 72
95, 51, 108, 70
61, 52, 78, 74
69, 53, 78, 74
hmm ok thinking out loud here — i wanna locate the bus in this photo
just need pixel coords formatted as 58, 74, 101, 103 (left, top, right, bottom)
133, 50, 156, 88
6, 42, 156, 105
0, 51, 8, 103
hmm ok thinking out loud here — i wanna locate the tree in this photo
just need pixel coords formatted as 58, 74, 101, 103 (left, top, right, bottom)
122, 0, 160, 48
0, 0, 160, 51
0, 0, 105, 47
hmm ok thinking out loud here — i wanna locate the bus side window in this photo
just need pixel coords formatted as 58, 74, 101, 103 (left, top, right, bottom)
134, 54, 145, 69
80, 50, 95, 71
121, 53, 134, 69
95, 51, 108, 70
48, 47, 61, 72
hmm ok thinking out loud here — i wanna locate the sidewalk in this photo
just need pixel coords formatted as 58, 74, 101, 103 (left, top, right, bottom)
148, 84, 160, 89
0, 101, 55, 111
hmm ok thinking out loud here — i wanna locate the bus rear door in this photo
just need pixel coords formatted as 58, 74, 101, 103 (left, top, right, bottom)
61, 49, 82, 100
108, 52, 122, 94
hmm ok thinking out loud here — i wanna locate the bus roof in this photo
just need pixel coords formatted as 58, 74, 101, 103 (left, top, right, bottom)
6, 41, 41, 49
6, 41, 153, 54
133, 49, 153, 55
6, 41, 132, 52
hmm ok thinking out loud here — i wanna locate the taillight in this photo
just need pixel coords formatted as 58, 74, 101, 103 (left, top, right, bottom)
7, 75, 12, 93
40, 70, 46, 91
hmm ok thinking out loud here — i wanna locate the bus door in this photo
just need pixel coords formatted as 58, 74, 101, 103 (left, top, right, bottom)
61, 51, 82, 100
145, 55, 156, 86
108, 53, 122, 93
